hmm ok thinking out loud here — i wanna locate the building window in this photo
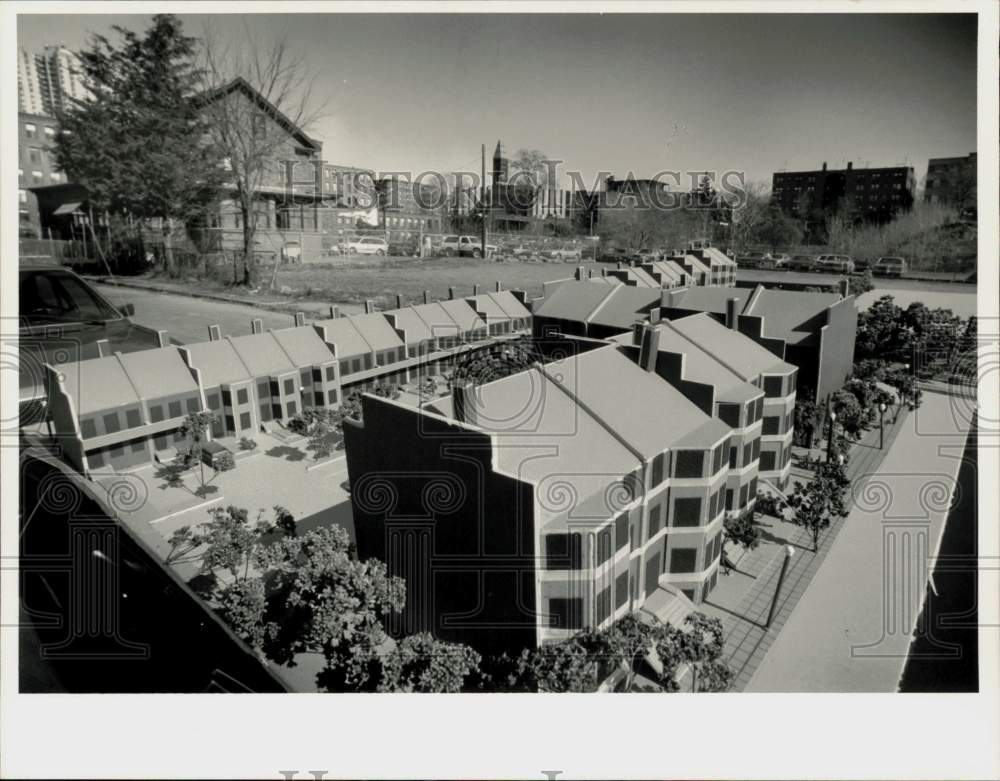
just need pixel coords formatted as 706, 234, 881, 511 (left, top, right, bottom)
725, 489, 735, 511
752, 439, 761, 461
326, 365, 337, 382
301, 369, 312, 387
102, 412, 121, 434
237, 388, 249, 405
615, 512, 629, 550
312, 367, 323, 383
224, 415, 235, 431
125, 409, 141, 428
186, 397, 200, 414
763, 376, 783, 397
718, 403, 740, 428
286, 400, 297, 417
168, 400, 182, 418
238, 411, 251, 429
650, 452, 665, 487
548, 597, 583, 630
148, 405, 164, 423
595, 585, 612, 625
739, 483, 750, 508
221, 389, 232, 406
284, 378, 295, 395
729, 446, 738, 468
79, 417, 97, 439
673, 497, 702, 526
674, 450, 704, 478
759, 450, 777, 471
596, 527, 614, 565
669, 548, 697, 574
25, 123, 36, 138
648, 504, 661, 538
327, 388, 339, 404
615, 571, 629, 608
545, 533, 583, 570
207, 393, 221, 410
762, 416, 780, 436
351, 358, 362, 374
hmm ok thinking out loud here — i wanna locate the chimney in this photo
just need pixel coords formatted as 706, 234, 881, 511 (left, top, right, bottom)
330, 305, 340, 319
617, 261, 624, 270
208, 324, 222, 341
495, 281, 503, 292
96, 339, 110, 358
725, 298, 739, 330
448, 286, 456, 300
648, 308, 661, 325
575, 266, 585, 281
473, 284, 480, 296
251, 318, 263, 335
364, 300, 375, 314
294, 312, 306, 327
423, 290, 430, 304
396, 293, 404, 309
847, 161, 853, 170
632, 319, 644, 346
601, 267, 607, 277
822, 161, 828, 171
452, 380, 477, 425
638, 324, 660, 372
156, 329, 169, 347
838, 278, 849, 298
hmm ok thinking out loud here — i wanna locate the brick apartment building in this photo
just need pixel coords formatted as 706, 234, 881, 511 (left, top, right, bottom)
17, 111, 77, 239
772, 161, 916, 222
345, 339, 741, 655
924, 153, 976, 208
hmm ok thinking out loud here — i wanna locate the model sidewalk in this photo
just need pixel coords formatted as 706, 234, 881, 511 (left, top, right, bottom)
746, 389, 973, 691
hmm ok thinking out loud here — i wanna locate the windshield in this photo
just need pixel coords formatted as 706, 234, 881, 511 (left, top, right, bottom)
20, 270, 121, 327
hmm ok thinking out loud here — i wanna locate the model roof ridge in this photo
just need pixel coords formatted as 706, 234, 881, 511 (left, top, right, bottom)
651, 318, 751, 389
582, 282, 630, 323
742, 283, 767, 316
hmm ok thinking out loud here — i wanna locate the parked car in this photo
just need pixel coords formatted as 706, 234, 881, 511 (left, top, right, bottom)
19, 266, 160, 423
549, 245, 583, 261
815, 254, 855, 273
787, 254, 817, 272
852, 257, 873, 272
736, 251, 767, 268
598, 246, 635, 263
441, 235, 497, 258
872, 256, 908, 277
347, 236, 388, 256
635, 248, 662, 262
762, 253, 790, 269
510, 244, 533, 258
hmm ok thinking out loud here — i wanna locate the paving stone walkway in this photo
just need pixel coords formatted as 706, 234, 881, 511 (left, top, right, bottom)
706, 407, 910, 691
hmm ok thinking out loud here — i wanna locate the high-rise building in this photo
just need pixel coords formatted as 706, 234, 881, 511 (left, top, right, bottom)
18, 45, 90, 116
924, 153, 977, 209
772, 161, 915, 223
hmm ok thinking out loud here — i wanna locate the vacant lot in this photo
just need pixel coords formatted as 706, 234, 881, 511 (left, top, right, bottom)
272, 256, 589, 308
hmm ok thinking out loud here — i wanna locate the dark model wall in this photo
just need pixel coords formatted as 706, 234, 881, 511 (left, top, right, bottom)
344, 395, 538, 657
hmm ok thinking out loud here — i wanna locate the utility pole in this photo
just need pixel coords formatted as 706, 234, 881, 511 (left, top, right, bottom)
481, 143, 488, 258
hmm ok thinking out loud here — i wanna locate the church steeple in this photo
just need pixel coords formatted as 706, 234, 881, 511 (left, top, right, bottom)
492, 139, 509, 185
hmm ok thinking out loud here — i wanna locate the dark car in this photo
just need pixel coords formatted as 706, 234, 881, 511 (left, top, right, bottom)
18, 266, 162, 424
787, 254, 817, 272
736, 251, 767, 269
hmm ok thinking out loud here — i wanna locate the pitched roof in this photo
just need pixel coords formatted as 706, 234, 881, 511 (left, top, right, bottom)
587, 286, 662, 330
439, 298, 488, 333
314, 317, 372, 359
409, 301, 463, 339
490, 290, 532, 320
198, 77, 321, 150
700, 246, 737, 268
118, 346, 198, 401
270, 326, 336, 366
534, 280, 617, 321
181, 339, 253, 389
677, 253, 711, 275
544, 345, 725, 458
60, 355, 141, 416
668, 312, 793, 380
467, 293, 510, 324
383, 306, 434, 345
227, 333, 296, 377
669, 286, 750, 316
743, 288, 841, 343
345, 312, 405, 352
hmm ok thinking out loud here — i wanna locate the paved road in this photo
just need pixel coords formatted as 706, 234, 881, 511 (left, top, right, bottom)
94, 283, 304, 345
745, 388, 975, 691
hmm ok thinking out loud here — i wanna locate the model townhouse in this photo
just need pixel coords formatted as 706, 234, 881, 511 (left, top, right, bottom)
346, 338, 759, 656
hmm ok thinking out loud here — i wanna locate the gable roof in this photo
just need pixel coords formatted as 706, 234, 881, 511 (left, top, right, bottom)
439, 298, 488, 333
534, 280, 617, 322
409, 301, 463, 338
649, 323, 762, 403
467, 293, 510, 324
314, 317, 372, 359
270, 326, 337, 366
490, 290, 532, 320
181, 339, 253, 389
383, 306, 434, 346
227, 333, 296, 377
669, 286, 750, 316
743, 288, 841, 343
345, 312, 405, 352
668, 312, 793, 380
60, 355, 141, 416
587, 285, 662, 330
118, 346, 198, 401
197, 77, 321, 150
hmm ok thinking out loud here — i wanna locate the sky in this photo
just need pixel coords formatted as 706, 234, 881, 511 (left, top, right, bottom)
17, 12, 978, 188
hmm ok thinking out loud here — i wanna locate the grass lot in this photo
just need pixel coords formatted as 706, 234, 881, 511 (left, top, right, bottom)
270, 256, 588, 308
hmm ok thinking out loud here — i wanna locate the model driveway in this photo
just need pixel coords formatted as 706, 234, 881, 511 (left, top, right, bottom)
746, 388, 976, 691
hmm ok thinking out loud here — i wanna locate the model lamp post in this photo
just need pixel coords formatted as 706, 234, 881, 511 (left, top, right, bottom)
826, 411, 837, 462
879, 402, 887, 449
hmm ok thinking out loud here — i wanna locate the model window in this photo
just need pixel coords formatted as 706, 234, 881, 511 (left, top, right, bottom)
168, 401, 182, 418
301, 370, 312, 387
326, 365, 337, 382
284, 378, 295, 396
545, 533, 582, 570
650, 452, 665, 487
615, 512, 629, 549
648, 504, 661, 538
125, 409, 141, 428
615, 571, 629, 608
595, 586, 612, 625
596, 527, 614, 565
718, 403, 740, 428
79, 417, 97, 439
237, 388, 249, 405
763, 376, 784, 398
759, 451, 777, 471
669, 548, 697, 574
762, 416, 780, 436
102, 412, 121, 434
327, 389, 339, 404
673, 497, 702, 527
674, 450, 704, 478
548, 597, 583, 630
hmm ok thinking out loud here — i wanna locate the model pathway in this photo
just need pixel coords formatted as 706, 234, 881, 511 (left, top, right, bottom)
745, 389, 973, 691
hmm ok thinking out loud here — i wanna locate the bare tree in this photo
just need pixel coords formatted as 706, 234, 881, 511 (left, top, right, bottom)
725, 180, 769, 252
200, 23, 328, 285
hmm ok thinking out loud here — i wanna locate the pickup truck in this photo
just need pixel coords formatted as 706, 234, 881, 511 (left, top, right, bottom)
441, 235, 497, 258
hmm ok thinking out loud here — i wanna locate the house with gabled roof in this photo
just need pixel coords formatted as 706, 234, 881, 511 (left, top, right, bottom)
345, 341, 735, 656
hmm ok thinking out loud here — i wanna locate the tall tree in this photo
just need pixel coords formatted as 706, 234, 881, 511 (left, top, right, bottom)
55, 14, 225, 276
201, 24, 327, 285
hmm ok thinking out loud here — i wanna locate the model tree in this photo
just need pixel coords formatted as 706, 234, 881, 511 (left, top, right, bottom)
787, 458, 850, 552
722, 507, 762, 574
377, 633, 483, 693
